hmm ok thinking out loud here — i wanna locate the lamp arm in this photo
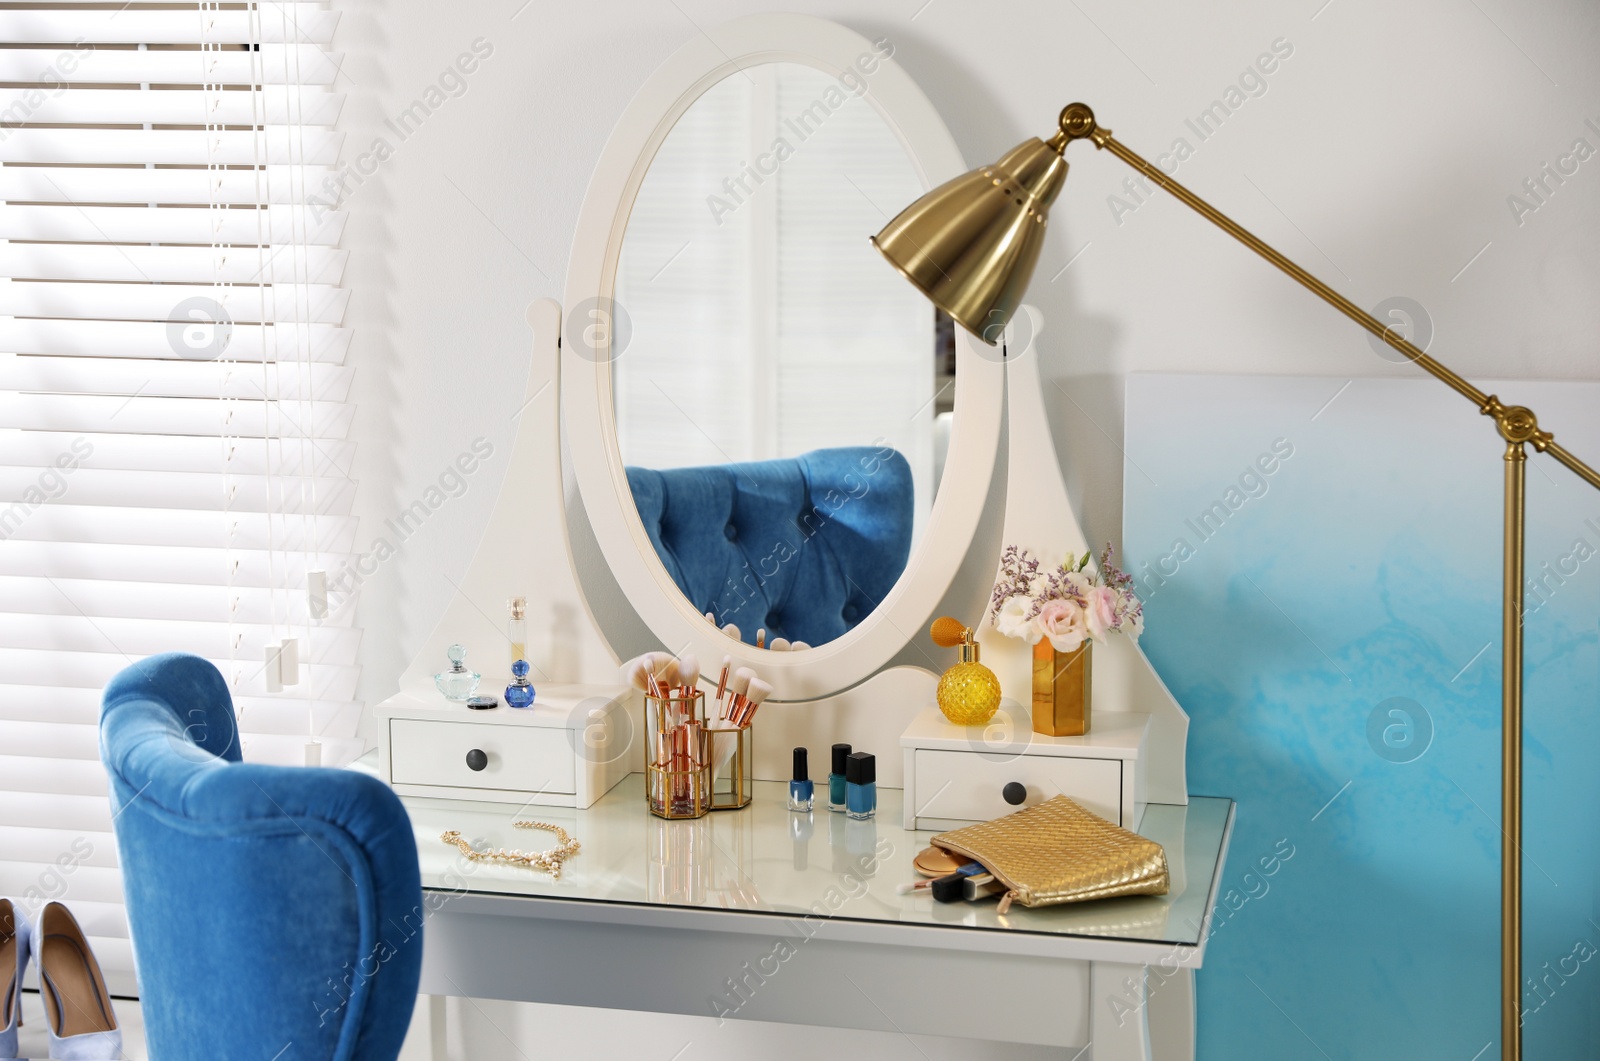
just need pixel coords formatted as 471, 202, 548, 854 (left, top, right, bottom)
1054, 105, 1600, 493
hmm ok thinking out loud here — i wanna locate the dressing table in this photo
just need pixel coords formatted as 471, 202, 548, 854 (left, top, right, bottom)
373, 13, 1229, 1058
353, 754, 1232, 1060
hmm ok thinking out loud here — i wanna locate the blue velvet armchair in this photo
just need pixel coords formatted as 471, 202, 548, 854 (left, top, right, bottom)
99, 653, 422, 1060
627, 446, 914, 646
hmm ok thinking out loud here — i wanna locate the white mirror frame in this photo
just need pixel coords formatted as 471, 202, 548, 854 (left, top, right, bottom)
562, 13, 1003, 702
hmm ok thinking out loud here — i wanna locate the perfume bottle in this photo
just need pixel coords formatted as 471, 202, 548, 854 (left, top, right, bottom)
505, 659, 536, 709
930, 616, 1001, 726
433, 644, 481, 702
828, 743, 851, 813
788, 747, 814, 811
845, 752, 876, 821
507, 596, 527, 671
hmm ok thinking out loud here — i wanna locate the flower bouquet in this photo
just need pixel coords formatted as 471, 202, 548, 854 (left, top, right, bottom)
989, 544, 1143, 736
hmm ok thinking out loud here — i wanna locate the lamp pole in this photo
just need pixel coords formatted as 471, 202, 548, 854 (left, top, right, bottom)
1501, 440, 1526, 1058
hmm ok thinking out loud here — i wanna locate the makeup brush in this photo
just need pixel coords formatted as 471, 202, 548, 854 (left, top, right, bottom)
790, 641, 811, 651
621, 656, 652, 694
769, 637, 790, 652
721, 623, 741, 641
714, 655, 731, 712
677, 654, 701, 696
713, 677, 762, 774
638, 652, 674, 695
756, 627, 766, 649
726, 667, 753, 717
735, 677, 772, 726
705, 611, 716, 624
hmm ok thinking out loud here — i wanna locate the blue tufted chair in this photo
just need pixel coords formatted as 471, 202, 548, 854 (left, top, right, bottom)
627, 446, 914, 646
99, 653, 421, 1060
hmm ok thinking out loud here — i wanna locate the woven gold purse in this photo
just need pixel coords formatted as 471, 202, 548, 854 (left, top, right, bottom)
932, 795, 1169, 913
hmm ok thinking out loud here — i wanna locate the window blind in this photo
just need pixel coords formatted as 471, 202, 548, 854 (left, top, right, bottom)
0, 1, 361, 997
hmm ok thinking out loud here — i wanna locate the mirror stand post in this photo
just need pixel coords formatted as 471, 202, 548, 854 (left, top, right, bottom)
395, 298, 624, 694
974, 308, 1192, 806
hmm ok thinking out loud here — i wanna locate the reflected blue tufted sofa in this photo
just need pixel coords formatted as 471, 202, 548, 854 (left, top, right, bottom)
99, 653, 421, 1060
626, 446, 914, 646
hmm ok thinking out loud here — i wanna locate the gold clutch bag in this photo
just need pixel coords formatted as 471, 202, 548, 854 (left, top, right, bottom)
932, 795, 1169, 913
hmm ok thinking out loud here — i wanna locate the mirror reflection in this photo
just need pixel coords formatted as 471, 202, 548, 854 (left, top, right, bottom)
615, 62, 952, 649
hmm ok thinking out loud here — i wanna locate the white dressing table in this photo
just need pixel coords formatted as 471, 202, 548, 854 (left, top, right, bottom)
392, 770, 1232, 1060
380, 14, 1228, 1058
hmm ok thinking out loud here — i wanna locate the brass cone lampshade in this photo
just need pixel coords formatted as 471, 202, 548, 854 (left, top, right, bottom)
871, 136, 1070, 344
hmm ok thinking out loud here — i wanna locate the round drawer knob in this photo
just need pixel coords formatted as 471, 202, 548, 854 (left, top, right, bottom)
1002, 781, 1027, 806
465, 749, 488, 772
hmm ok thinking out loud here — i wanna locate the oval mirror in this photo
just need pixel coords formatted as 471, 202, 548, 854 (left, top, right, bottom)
613, 60, 944, 650
564, 14, 1002, 699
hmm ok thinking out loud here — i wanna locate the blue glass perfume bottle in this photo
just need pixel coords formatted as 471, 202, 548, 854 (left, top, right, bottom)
828, 743, 851, 813
505, 659, 536, 709
845, 752, 876, 821
789, 747, 814, 811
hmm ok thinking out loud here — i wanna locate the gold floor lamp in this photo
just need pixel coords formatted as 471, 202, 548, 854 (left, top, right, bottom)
871, 103, 1600, 1061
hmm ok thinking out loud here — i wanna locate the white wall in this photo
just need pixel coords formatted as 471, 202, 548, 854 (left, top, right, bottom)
336, 1, 1600, 1056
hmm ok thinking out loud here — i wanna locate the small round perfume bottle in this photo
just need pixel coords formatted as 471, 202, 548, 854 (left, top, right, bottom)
433, 644, 481, 702
505, 659, 536, 709
930, 617, 1001, 726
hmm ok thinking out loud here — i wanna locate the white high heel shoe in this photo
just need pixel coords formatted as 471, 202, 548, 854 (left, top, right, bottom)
37, 904, 120, 1061
0, 898, 30, 1060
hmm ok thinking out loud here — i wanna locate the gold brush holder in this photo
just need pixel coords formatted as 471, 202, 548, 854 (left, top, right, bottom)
706, 719, 753, 811
645, 690, 710, 820
644, 689, 752, 819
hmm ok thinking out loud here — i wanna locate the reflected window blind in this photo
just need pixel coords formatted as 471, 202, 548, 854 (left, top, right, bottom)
615, 65, 934, 536
0, 1, 360, 996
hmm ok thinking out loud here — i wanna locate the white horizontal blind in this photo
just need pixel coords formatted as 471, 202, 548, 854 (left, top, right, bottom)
0, 2, 362, 996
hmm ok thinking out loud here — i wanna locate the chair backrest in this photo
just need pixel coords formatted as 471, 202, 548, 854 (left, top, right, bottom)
626, 446, 914, 646
100, 653, 421, 1061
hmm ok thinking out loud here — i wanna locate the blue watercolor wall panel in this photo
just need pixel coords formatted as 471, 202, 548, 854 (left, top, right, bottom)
1123, 374, 1600, 1061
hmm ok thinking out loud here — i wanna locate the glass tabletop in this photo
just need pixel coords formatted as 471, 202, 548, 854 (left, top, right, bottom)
401, 775, 1233, 947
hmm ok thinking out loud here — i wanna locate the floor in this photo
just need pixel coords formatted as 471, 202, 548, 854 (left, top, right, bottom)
13, 992, 146, 1060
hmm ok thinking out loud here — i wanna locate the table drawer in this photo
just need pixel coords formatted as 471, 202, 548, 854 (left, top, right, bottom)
912, 749, 1123, 826
390, 718, 576, 795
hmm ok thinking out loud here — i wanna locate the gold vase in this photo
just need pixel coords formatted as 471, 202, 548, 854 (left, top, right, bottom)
1032, 639, 1091, 737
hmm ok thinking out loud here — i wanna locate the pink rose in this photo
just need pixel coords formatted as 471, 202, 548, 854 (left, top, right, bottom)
1036, 599, 1087, 654
1084, 586, 1120, 643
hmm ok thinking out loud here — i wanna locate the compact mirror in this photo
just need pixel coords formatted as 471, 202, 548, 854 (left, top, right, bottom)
612, 62, 952, 649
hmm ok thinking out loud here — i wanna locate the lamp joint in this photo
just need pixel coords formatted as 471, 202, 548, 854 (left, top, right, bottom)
1482, 396, 1553, 451
1048, 103, 1109, 153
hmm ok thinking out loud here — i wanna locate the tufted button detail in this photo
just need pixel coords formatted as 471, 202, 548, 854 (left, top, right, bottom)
723, 524, 738, 541
841, 604, 858, 622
